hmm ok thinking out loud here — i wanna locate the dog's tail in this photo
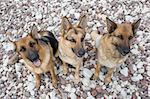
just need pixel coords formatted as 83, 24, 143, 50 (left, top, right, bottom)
91, 30, 102, 48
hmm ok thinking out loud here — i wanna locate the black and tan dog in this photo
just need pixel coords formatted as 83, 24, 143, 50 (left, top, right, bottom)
58, 15, 87, 83
91, 17, 141, 83
10, 25, 58, 88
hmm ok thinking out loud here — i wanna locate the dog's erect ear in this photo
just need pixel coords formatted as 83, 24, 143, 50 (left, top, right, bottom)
77, 15, 87, 29
106, 17, 117, 33
31, 24, 41, 39
132, 19, 141, 35
8, 41, 19, 65
61, 16, 72, 36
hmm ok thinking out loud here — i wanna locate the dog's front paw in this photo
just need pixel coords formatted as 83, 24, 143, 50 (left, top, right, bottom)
63, 68, 68, 75
90, 74, 99, 80
52, 79, 58, 88
104, 77, 112, 84
74, 75, 80, 84
35, 81, 40, 89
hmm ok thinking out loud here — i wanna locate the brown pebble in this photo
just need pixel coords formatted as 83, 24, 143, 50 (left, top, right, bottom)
96, 86, 102, 93
91, 89, 97, 97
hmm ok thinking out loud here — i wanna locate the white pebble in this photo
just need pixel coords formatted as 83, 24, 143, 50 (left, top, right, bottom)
86, 92, 95, 99
36, 12, 42, 19
65, 84, 72, 92
69, 93, 77, 99
130, 49, 139, 54
131, 74, 143, 81
74, 13, 80, 19
27, 75, 34, 82
137, 62, 143, 69
82, 78, 90, 86
50, 90, 56, 98
120, 67, 128, 77
82, 68, 93, 78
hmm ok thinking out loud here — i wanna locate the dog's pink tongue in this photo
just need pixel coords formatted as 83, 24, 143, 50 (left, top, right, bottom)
33, 60, 41, 67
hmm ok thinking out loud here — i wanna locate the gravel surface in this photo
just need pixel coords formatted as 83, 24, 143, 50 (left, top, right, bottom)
0, 0, 150, 99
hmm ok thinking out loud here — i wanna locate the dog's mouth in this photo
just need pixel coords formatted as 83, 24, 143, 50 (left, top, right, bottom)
27, 52, 41, 67
33, 59, 41, 67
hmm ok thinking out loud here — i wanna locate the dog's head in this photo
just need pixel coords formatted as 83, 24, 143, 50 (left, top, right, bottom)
61, 15, 87, 57
106, 17, 141, 56
12, 25, 46, 67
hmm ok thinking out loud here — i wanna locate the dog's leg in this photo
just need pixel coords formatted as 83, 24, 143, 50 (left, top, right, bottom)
74, 62, 81, 84
35, 74, 41, 89
62, 62, 68, 75
104, 67, 115, 83
49, 63, 57, 88
92, 61, 101, 80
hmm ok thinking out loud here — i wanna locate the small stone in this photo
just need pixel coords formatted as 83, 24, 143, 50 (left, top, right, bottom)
137, 62, 144, 69
50, 90, 56, 98
74, 13, 80, 19
36, 12, 42, 19
1, 76, 7, 81
27, 75, 34, 82
120, 67, 128, 77
91, 89, 97, 97
86, 92, 95, 99
131, 74, 143, 82
60, 77, 66, 85
24, 91, 30, 97
82, 78, 90, 86
138, 68, 144, 73
69, 93, 77, 99
130, 49, 139, 55
27, 82, 35, 91
82, 68, 93, 78
69, 9, 75, 14
40, 94, 46, 99
65, 84, 72, 92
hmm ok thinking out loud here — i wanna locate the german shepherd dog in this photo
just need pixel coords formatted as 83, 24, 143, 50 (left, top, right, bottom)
10, 25, 58, 88
58, 15, 87, 83
91, 17, 141, 83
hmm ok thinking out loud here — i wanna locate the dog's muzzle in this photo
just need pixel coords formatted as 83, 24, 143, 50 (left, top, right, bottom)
116, 45, 130, 56
28, 51, 41, 67
77, 49, 85, 57
72, 48, 85, 58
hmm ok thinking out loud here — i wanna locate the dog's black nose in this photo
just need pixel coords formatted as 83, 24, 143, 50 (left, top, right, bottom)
123, 47, 130, 55
78, 49, 85, 57
28, 51, 39, 62
117, 45, 130, 56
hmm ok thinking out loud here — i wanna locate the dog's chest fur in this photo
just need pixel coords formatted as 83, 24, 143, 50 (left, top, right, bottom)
96, 35, 126, 68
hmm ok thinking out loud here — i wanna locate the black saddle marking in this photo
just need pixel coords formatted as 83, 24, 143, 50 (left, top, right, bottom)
40, 31, 58, 55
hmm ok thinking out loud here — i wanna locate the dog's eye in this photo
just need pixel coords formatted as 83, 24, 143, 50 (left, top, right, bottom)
20, 46, 26, 52
117, 35, 123, 40
129, 36, 133, 40
66, 37, 76, 43
29, 42, 36, 47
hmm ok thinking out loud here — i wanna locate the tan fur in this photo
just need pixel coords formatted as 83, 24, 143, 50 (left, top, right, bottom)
12, 26, 57, 88
91, 18, 141, 83
59, 15, 87, 83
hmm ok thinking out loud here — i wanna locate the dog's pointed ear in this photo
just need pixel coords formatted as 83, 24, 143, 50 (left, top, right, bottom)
77, 15, 87, 29
31, 24, 41, 39
132, 18, 141, 35
106, 17, 117, 33
61, 16, 72, 36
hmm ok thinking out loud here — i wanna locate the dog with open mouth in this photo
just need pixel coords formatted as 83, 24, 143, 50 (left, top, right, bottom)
91, 17, 141, 83
10, 25, 58, 88
58, 15, 87, 83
